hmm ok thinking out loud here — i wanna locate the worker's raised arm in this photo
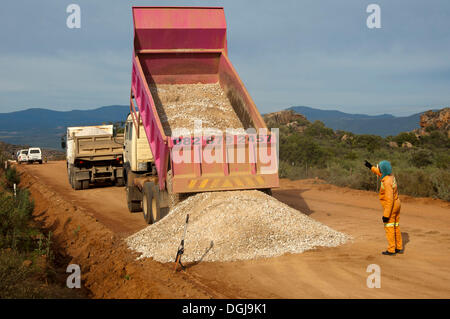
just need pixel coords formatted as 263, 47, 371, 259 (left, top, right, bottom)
364, 160, 382, 177
371, 166, 382, 177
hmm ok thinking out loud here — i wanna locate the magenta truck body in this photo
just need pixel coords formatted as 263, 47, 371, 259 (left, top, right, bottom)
130, 6, 279, 193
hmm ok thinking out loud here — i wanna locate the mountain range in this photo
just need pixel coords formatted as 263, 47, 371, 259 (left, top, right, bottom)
288, 106, 424, 136
0, 105, 434, 149
0, 105, 129, 149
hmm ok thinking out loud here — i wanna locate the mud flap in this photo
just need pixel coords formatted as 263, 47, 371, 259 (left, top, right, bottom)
75, 170, 90, 181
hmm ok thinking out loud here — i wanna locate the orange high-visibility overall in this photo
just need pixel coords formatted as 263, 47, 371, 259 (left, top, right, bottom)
371, 166, 402, 253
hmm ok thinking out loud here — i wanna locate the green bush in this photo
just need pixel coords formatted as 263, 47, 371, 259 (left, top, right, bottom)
0, 189, 35, 251
5, 167, 20, 190
430, 170, 450, 201
394, 132, 418, 146
409, 149, 433, 168
354, 134, 383, 152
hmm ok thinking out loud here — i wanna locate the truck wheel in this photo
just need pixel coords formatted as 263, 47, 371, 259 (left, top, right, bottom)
68, 164, 73, 184
74, 179, 82, 190
82, 180, 89, 190
69, 170, 75, 189
115, 177, 124, 187
39, 160, 42, 164
142, 182, 161, 224
127, 198, 141, 212
126, 170, 142, 212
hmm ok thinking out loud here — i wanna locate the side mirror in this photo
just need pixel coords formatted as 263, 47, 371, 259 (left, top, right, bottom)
61, 141, 66, 149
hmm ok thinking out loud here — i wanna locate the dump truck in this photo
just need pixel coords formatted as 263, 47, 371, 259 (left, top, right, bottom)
64, 125, 124, 190
126, 6, 279, 223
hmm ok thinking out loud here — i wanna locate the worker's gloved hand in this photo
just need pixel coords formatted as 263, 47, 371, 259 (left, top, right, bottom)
382, 216, 389, 223
364, 160, 373, 169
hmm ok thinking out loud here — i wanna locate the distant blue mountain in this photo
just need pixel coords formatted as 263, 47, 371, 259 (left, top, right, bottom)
288, 106, 423, 136
0, 105, 129, 149
0, 105, 428, 150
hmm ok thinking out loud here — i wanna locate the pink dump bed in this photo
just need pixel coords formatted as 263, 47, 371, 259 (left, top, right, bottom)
131, 7, 278, 192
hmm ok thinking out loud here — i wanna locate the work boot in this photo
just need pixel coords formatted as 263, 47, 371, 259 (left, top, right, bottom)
395, 249, 404, 254
382, 251, 396, 256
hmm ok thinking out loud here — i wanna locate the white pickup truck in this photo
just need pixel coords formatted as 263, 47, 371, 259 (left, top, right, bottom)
27, 147, 43, 164
17, 149, 28, 164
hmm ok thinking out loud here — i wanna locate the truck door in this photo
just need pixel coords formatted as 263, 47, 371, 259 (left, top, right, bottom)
124, 121, 132, 170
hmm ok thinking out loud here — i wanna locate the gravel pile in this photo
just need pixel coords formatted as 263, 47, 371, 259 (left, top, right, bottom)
126, 190, 351, 262
150, 83, 245, 136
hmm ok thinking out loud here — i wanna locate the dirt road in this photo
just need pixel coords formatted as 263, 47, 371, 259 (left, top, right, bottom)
19, 161, 450, 298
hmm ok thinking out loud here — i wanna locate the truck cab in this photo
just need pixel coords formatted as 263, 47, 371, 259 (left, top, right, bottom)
123, 113, 154, 175
123, 113, 159, 217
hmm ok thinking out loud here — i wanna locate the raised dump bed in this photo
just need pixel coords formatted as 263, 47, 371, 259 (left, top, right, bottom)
130, 6, 279, 195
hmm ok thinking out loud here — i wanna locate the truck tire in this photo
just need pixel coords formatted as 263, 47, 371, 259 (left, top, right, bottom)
126, 170, 142, 212
69, 169, 75, 189
39, 160, 42, 164
127, 196, 141, 212
82, 180, 89, 190
142, 182, 161, 224
115, 177, 125, 187
68, 164, 72, 185
73, 179, 82, 190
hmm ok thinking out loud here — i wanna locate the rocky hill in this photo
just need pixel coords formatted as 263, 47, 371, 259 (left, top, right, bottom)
417, 108, 450, 138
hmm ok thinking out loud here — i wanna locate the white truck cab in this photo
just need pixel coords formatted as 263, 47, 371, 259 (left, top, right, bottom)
123, 113, 154, 174
123, 113, 158, 216
27, 147, 43, 164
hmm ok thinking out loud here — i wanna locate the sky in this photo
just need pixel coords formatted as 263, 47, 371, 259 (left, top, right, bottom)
0, 0, 449, 116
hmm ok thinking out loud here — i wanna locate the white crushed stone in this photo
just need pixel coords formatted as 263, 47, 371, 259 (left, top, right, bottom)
150, 83, 246, 136
126, 190, 351, 262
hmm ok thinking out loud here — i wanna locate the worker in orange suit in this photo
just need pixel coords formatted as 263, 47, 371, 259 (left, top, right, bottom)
365, 160, 403, 255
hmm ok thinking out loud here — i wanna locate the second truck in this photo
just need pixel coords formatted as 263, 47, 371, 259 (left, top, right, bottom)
63, 125, 125, 190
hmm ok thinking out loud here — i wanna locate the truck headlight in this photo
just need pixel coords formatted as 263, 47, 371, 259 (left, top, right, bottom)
137, 162, 148, 171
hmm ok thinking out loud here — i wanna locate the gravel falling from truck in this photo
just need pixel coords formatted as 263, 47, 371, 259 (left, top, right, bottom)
149, 83, 246, 136
126, 191, 351, 262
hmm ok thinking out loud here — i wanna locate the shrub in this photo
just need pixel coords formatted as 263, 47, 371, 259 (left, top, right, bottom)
5, 167, 20, 190
409, 149, 433, 168
304, 121, 334, 138
354, 134, 383, 152
394, 132, 418, 146
396, 169, 435, 198
430, 170, 450, 201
